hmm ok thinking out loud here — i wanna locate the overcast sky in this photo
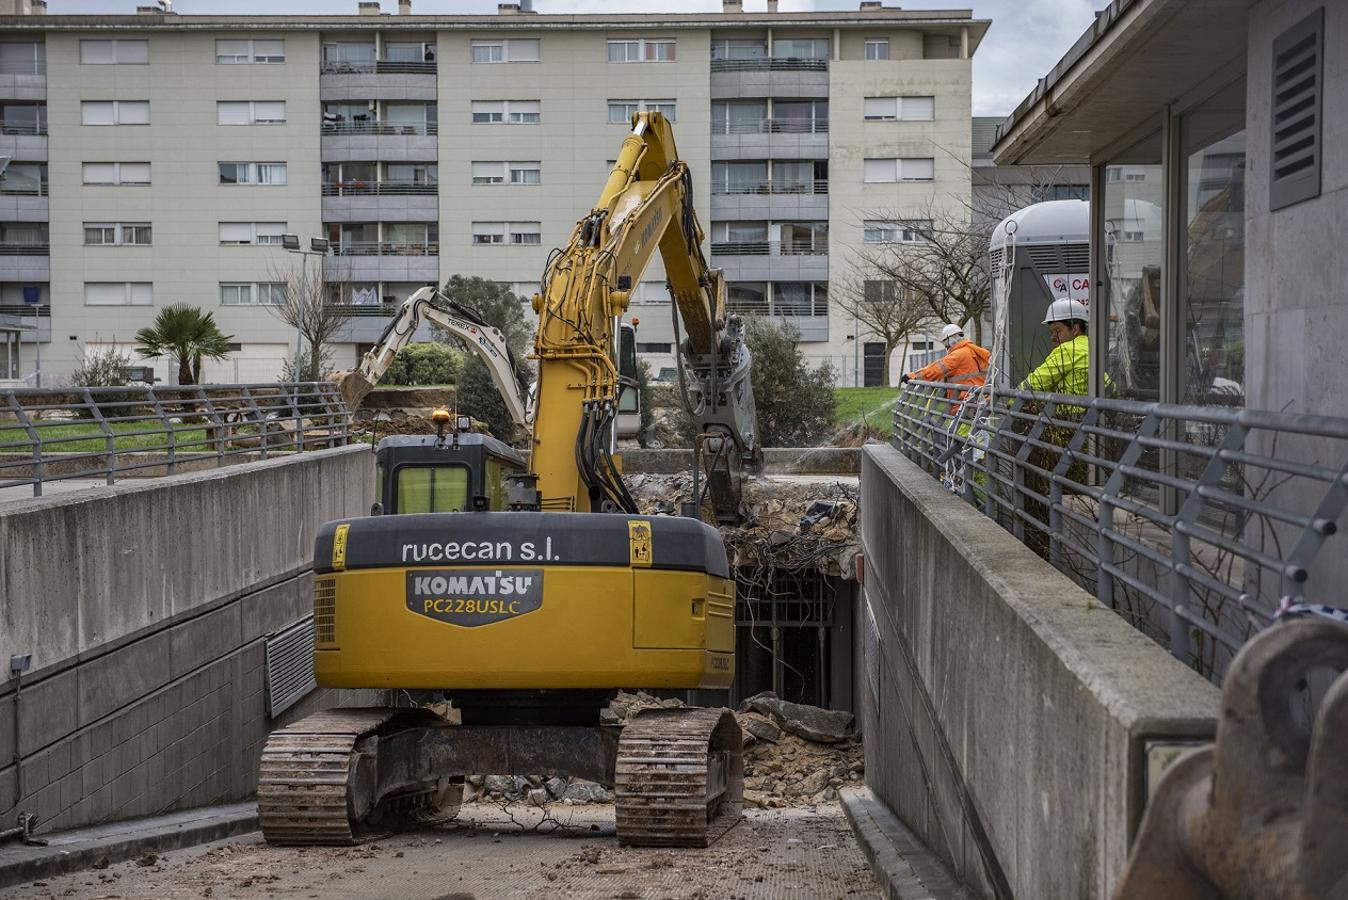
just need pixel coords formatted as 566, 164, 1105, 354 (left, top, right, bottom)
42, 0, 1105, 117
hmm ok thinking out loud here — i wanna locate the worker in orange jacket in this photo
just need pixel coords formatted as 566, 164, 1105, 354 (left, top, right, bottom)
901, 324, 990, 406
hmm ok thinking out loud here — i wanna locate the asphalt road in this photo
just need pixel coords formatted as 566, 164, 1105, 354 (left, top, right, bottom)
9, 803, 880, 900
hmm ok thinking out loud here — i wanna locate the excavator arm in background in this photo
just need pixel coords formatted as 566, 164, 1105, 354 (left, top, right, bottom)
529, 112, 758, 521
336, 286, 529, 428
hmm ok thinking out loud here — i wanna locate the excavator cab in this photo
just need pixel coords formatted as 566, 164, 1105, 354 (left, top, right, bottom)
616, 322, 641, 439
372, 432, 527, 516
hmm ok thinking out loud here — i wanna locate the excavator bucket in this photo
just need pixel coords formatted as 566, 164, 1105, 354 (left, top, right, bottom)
335, 370, 376, 411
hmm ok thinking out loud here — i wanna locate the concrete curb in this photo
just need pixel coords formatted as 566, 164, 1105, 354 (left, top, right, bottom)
0, 802, 257, 890
840, 786, 975, 900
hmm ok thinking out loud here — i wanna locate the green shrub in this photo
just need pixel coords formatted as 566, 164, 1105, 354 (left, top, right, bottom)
69, 346, 142, 419
456, 356, 519, 442
384, 342, 462, 386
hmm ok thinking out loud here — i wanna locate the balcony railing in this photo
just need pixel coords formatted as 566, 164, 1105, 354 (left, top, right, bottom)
320, 121, 438, 136
725, 300, 829, 317
714, 118, 829, 135
0, 60, 45, 76
329, 302, 401, 317
0, 123, 46, 136
0, 182, 47, 197
710, 57, 829, 72
0, 243, 49, 256
712, 179, 829, 196
330, 241, 438, 257
320, 59, 437, 75
322, 180, 437, 196
710, 239, 828, 256
0, 304, 48, 317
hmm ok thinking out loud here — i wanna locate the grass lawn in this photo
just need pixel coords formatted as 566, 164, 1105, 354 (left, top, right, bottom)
835, 386, 901, 438
1, 419, 210, 454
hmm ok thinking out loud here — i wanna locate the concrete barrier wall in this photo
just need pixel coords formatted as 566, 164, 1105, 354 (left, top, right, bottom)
0, 446, 378, 833
859, 444, 1219, 899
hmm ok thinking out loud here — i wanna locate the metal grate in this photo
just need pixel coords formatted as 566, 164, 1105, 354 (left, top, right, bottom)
313, 577, 337, 645
1026, 243, 1089, 272
264, 615, 318, 718
1270, 6, 1323, 211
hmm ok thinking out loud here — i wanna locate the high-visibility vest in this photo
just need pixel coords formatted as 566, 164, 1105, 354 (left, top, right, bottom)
1022, 334, 1089, 397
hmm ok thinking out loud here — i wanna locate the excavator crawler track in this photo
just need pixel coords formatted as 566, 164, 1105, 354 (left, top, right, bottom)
257, 708, 461, 846
614, 707, 743, 847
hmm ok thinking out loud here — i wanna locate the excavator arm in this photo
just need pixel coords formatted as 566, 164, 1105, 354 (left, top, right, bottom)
337, 286, 529, 429
529, 112, 758, 520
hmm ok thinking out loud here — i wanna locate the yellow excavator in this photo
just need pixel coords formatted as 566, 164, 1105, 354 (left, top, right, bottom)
257, 113, 758, 847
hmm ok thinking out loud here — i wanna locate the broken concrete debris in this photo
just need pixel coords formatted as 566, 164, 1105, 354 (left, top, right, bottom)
464, 690, 862, 811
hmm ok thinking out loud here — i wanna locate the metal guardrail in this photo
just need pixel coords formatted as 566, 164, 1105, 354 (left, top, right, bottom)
330, 240, 438, 257
712, 179, 829, 196
0, 304, 48, 317
0, 61, 45, 76
714, 118, 830, 135
321, 180, 437, 197
0, 182, 47, 196
710, 239, 827, 256
710, 57, 828, 72
1, 382, 353, 498
891, 379, 1348, 681
0, 243, 48, 256
320, 121, 438, 137
320, 59, 436, 75
0, 123, 45, 136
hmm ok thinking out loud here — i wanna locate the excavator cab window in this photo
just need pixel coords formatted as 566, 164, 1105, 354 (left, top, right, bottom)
617, 323, 640, 416
396, 465, 470, 513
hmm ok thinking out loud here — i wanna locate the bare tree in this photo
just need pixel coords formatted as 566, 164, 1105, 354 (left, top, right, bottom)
833, 268, 932, 386
267, 257, 356, 381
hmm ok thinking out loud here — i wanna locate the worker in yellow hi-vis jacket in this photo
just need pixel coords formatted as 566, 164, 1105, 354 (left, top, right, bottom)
1022, 298, 1090, 395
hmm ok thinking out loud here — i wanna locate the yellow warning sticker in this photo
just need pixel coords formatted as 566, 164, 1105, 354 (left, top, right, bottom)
332, 523, 350, 571
627, 520, 653, 568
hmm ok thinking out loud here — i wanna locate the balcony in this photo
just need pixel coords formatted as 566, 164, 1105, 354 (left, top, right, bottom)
0, 59, 46, 102
328, 301, 437, 343
711, 58, 828, 101
711, 181, 829, 220
0, 181, 48, 220
321, 181, 438, 223
320, 121, 437, 163
0, 123, 46, 162
712, 123, 829, 161
712, 180, 829, 196
319, 60, 437, 102
324, 242, 439, 283
0, 244, 49, 280
710, 241, 829, 282
0, 302, 49, 345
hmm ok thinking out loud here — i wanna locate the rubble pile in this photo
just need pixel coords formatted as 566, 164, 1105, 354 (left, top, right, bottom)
624, 473, 861, 577
465, 690, 862, 809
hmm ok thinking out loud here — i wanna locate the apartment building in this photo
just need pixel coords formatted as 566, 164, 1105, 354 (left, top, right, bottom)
0, 0, 986, 387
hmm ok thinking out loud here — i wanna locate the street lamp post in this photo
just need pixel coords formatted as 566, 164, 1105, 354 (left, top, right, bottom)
280, 234, 331, 380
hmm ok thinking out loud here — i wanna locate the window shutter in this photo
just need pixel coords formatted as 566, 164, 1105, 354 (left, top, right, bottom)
219, 222, 253, 243
1270, 6, 1323, 211
218, 101, 250, 125
863, 97, 895, 120
863, 158, 895, 182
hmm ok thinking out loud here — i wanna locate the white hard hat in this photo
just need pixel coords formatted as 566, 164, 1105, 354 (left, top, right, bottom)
1042, 298, 1088, 324
939, 323, 964, 343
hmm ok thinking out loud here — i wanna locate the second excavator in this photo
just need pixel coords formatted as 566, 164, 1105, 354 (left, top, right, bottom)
257, 113, 759, 847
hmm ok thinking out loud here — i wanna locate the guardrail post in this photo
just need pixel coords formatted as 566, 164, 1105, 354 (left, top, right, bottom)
241, 386, 267, 460
145, 387, 173, 477
5, 391, 42, 497
1096, 410, 1162, 613
196, 386, 226, 467
1048, 403, 1098, 570
82, 387, 116, 485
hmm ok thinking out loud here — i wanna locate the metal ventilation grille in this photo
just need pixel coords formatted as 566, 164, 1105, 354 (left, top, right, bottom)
1062, 245, 1089, 272
1270, 7, 1323, 211
988, 247, 1005, 281
264, 615, 318, 718
313, 576, 336, 645
1026, 244, 1089, 272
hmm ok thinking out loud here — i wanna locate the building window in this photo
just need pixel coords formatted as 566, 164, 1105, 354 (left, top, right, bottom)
607, 38, 675, 62
84, 282, 152, 306
863, 219, 931, 243
773, 282, 828, 316
863, 157, 934, 182
711, 39, 767, 61
0, 102, 45, 134
219, 162, 287, 185
220, 282, 285, 306
773, 38, 828, 59
471, 222, 542, 245
79, 39, 148, 65
82, 162, 151, 185
471, 100, 540, 124
862, 96, 935, 121
726, 282, 768, 315
471, 161, 541, 185
864, 38, 890, 60
0, 43, 45, 76
711, 161, 768, 194
608, 99, 676, 124
710, 220, 769, 252
219, 222, 286, 245
217, 101, 286, 125
638, 342, 672, 354
216, 39, 285, 64
1035, 184, 1090, 202
84, 222, 151, 246
80, 100, 150, 126
470, 39, 539, 63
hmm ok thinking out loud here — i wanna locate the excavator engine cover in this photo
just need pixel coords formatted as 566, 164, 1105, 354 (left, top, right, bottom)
311, 512, 735, 691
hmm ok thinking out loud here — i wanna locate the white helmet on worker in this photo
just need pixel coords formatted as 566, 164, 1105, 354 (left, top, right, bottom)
1042, 298, 1088, 325
939, 323, 964, 348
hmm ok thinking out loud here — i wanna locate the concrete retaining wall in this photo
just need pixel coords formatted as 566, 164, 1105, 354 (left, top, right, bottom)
0, 446, 378, 833
859, 444, 1219, 899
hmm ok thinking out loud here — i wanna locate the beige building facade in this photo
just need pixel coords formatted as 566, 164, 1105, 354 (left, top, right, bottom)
0, 1, 986, 387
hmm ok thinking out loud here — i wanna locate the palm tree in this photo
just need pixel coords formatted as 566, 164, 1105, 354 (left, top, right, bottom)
134, 304, 234, 385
